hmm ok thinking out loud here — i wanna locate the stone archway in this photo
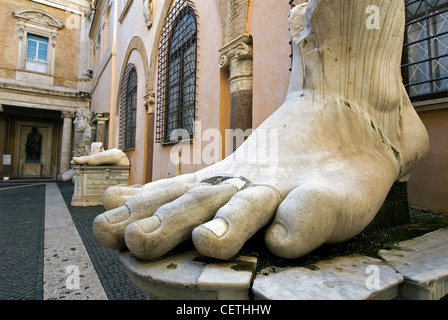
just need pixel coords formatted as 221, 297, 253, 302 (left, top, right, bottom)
118, 36, 153, 183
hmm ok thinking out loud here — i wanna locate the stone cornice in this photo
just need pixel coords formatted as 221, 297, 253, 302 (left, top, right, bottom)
29, 0, 92, 15
0, 81, 90, 99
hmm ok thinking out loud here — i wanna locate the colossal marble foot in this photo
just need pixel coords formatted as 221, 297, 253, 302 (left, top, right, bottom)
93, 0, 429, 261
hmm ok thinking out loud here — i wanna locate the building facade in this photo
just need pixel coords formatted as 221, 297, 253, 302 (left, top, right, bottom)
0, 0, 93, 179
88, 0, 447, 212
402, 0, 448, 213
89, 0, 295, 185
1, 0, 446, 213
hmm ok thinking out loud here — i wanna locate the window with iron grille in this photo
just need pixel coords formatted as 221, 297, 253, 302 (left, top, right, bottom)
156, 0, 198, 143
119, 64, 138, 149
402, 0, 448, 100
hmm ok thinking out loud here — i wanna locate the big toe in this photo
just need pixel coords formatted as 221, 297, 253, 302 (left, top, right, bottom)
93, 205, 131, 250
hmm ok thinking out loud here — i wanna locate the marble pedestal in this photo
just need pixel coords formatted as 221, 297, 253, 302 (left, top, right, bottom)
23, 163, 42, 178
71, 165, 130, 207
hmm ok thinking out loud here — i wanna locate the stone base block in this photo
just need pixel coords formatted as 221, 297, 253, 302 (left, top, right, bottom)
252, 255, 403, 300
71, 165, 130, 207
366, 182, 410, 230
119, 248, 257, 300
378, 228, 448, 300
119, 229, 448, 300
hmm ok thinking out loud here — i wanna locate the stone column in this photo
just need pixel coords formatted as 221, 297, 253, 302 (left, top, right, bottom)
95, 113, 110, 147
219, 34, 253, 151
59, 111, 75, 176
144, 92, 155, 182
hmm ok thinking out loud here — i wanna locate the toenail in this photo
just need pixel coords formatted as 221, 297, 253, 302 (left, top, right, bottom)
200, 218, 228, 237
268, 222, 288, 238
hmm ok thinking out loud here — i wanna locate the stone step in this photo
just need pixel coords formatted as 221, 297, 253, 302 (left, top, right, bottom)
252, 255, 403, 300
378, 228, 448, 300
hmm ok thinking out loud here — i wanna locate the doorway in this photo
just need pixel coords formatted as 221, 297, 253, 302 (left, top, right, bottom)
13, 121, 54, 178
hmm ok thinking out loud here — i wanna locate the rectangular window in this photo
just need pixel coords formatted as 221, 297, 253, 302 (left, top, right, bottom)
25, 34, 49, 73
402, 0, 448, 100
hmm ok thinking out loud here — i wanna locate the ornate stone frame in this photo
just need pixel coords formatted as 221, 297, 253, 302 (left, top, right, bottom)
13, 8, 64, 76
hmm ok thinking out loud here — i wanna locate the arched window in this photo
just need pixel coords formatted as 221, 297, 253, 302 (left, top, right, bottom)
156, 1, 198, 143
119, 64, 138, 149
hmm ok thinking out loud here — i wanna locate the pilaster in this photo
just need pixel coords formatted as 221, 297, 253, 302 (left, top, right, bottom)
59, 111, 75, 177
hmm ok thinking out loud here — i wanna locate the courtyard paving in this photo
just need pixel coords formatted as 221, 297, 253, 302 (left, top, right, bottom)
0, 180, 447, 301
0, 181, 146, 300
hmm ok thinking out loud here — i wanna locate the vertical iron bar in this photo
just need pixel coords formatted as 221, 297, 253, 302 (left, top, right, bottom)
289, 0, 295, 71
424, 0, 435, 93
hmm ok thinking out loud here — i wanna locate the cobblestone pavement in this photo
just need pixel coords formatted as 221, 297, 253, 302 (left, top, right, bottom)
0, 183, 45, 300
0, 181, 146, 300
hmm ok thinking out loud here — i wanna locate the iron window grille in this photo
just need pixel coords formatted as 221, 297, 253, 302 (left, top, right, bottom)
402, 0, 448, 101
289, 1, 295, 71
119, 64, 138, 149
156, 0, 198, 143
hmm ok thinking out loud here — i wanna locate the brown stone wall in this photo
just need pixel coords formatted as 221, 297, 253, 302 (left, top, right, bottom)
0, 0, 22, 71
0, 0, 82, 89
216, 0, 250, 44
54, 12, 81, 83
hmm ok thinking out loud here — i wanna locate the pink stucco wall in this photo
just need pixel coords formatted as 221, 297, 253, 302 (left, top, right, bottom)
249, 0, 301, 128
151, 0, 224, 181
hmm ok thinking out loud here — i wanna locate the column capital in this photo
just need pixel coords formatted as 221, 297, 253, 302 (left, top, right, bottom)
96, 113, 110, 123
61, 111, 76, 119
144, 91, 155, 114
219, 34, 253, 69
219, 34, 253, 92
91, 112, 110, 123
